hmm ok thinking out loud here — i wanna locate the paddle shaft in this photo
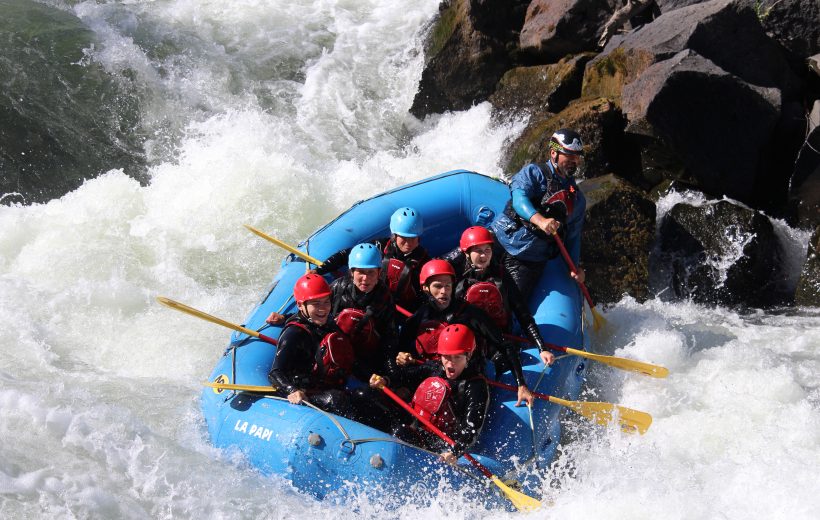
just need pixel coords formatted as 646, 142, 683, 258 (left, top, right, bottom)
244, 224, 324, 266
156, 297, 278, 346
551, 231, 597, 309
379, 385, 492, 478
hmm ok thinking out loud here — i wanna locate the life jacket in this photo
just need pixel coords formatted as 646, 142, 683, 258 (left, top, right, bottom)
502, 163, 577, 241
411, 376, 457, 434
334, 308, 380, 358
415, 320, 447, 360
464, 281, 508, 329
285, 322, 354, 388
382, 255, 417, 309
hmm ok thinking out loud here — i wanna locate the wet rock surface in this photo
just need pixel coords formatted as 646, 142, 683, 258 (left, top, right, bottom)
414, 0, 819, 306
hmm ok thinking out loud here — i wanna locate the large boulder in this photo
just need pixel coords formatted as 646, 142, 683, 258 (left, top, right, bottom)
656, 199, 791, 307
579, 174, 657, 303
795, 226, 820, 306
788, 103, 820, 227
489, 53, 594, 118
654, 0, 820, 59
519, 0, 620, 62
0, 0, 145, 205
410, 0, 530, 118
621, 49, 783, 207
582, 0, 803, 101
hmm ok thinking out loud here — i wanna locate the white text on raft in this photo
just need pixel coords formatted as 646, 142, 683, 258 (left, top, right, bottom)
234, 420, 273, 441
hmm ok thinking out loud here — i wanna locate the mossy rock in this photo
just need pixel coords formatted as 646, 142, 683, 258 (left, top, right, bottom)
489, 53, 594, 118
579, 174, 656, 304
581, 47, 656, 102
502, 97, 628, 178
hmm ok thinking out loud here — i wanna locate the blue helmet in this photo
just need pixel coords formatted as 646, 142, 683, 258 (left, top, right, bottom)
348, 243, 382, 269
389, 207, 423, 238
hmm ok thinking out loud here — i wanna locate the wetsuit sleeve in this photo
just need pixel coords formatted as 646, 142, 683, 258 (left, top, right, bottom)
451, 378, 490, 457
314, 247, 353, 275
511, 188, 538, 221
268, 327, 313, 394
441, 247, 465, 272
464, 306, 527, 387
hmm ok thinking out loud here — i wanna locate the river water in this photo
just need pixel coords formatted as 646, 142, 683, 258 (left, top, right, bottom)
1, 1, 819, 518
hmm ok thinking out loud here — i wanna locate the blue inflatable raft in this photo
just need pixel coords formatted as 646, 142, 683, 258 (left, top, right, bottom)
201, 170, 588, 506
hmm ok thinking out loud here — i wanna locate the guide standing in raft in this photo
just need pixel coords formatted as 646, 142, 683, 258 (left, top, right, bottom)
491, 129, 588, 299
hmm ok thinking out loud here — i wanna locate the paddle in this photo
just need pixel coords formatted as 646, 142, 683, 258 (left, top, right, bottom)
505, 333, 668, 378
376, 382, 541, 512
551, 231, 606, 332
484, 378, 652, 434
156, 297, 278, 346
244, 224, 325, 266
204, 381, 279, 393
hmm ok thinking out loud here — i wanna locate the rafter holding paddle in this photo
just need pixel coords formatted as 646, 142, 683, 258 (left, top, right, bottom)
376, 382, 542, 512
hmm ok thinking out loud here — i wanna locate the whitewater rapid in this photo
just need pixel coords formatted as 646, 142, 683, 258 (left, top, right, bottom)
1, 1, 819, 518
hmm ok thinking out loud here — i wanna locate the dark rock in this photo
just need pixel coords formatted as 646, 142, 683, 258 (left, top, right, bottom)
750, 0, 820, 58
579, 174, 657, 303
519, 0, 620, 62
0, 0, 145, 205
789, 112, 820, 227
502, 97, 640, 179
656, 199, 791, 307
410, 0, 530, 118
583, 0, 803, 100
795, 225, 820, 306
621, 49, 782, 207
488, 53, 594, 117
655, 0, 820, 58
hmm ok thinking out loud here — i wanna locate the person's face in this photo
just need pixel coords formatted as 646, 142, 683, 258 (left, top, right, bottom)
394, 235, 419, 254
351, 268, 380, 293
467, 244, 493, 270
298, 296, 331, 325
551, 150, 583, 178
441, 353, 468, 379
423, 274, 453, 309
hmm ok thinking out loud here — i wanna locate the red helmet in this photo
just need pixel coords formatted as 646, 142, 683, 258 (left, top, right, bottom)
419, 259, 456, 286
437, 324, 476, 356
293, 274, 331, 304
459, 226, 494, 252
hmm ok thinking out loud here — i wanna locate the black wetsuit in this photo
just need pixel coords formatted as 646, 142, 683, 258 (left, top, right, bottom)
267, 313, 353, 417
395, 362, 490, 457
390, 295, 527, 388
443, 246, 548, 352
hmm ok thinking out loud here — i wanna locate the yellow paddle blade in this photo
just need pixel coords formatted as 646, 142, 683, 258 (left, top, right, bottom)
590, 305, 607, 332
203, 381, 279, 393
490, 476, 541, 512
550, 396, 652, 434
565, 347, 669, 378
156, 296, 261, 339
244, 224, 324, 266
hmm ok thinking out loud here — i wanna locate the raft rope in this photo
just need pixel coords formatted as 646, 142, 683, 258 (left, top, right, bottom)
232, 392, 482, 483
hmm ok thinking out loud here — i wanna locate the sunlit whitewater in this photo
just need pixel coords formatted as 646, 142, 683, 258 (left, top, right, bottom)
1, 1, 819, 518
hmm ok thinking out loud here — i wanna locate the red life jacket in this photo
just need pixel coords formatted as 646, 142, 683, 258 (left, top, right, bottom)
382, 251, 417, 309
415, 320, 447, 360
286, 322, 354, 388
411, 376, 457, 435
464, 281, 508, 329
334, 308, 380, 358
